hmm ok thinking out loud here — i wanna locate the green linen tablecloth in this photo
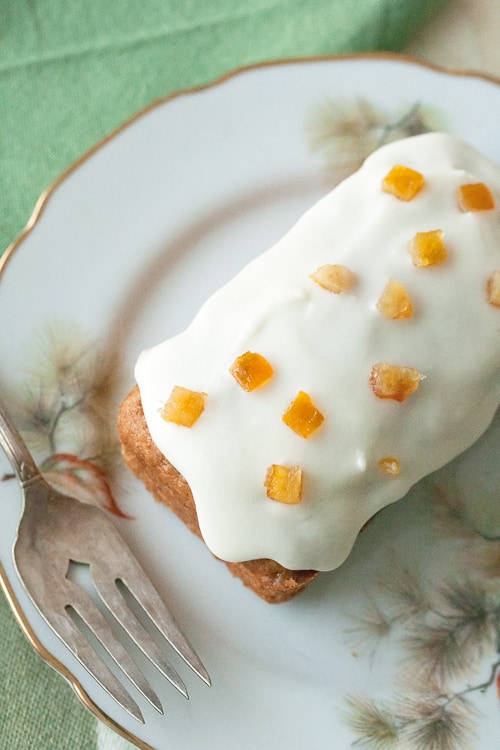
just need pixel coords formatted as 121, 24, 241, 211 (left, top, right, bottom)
0, 1, 447, 748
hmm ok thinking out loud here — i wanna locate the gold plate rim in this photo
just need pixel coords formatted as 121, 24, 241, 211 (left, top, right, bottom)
3, 50, 500, 276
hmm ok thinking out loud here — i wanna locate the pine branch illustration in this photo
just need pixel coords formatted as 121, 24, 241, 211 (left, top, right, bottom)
345, 695, 401, 748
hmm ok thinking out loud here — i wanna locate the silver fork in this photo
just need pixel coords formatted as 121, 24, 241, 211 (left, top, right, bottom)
0, 396, 210, 723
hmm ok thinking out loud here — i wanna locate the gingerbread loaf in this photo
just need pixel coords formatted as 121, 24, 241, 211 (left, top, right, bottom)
120, 133, 500, 604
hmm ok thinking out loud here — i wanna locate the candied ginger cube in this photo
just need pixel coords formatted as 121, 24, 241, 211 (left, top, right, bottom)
378, 457, 401, 477
370, 363, 424, 402
457, 183, 495, 212
486, 270, 500, 307
282, 390, 324, 438
229, 351, 273, 391
382, 165, 425, 201
310, 264, 356, 294
161, 386, 206, 427
409, 229, 448, 267
264, 464, 303, 504
376, 279, 414, 319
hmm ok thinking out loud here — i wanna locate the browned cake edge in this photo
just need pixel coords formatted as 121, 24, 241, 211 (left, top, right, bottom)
117, 385, 318, 603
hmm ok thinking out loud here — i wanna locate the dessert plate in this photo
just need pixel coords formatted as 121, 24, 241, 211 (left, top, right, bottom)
1, 54, 500, 750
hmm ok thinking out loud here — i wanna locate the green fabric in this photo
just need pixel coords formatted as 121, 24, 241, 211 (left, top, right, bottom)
0, 595, 99, 748
0, 1, 447, 748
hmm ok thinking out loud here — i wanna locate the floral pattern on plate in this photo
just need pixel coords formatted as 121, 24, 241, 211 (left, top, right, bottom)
306, 99, 443, 184
1, 321, 129, 517
345, 496, 500, 749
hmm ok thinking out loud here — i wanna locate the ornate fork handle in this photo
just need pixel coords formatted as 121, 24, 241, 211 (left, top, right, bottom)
0, 397, 41, 486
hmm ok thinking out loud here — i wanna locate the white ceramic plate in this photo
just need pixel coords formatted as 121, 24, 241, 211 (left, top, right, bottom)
1, 55, 500, 750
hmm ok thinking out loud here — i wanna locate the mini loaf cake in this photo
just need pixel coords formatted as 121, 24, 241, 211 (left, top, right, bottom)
119, 132, 500, 602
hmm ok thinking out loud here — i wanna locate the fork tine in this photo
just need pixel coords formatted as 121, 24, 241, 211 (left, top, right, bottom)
45, 609, 145, 723
65, 580, 164, 714
91, 566, 189, 698
116, 555, 211, 686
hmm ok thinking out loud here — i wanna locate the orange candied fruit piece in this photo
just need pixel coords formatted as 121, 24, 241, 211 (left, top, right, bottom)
457, 182, 495, 212
382, 164, 425, 201
310, 264, 357, 294
229, 351, 274, 392
486, 270, 500, 307
282, 390, 325, 439
376, 279, 414, 319
409, 229, 448, 267
264, 464, 303, 504
161, 386, 206, 427
378, 457, 401, 477
370, 363, 424, 403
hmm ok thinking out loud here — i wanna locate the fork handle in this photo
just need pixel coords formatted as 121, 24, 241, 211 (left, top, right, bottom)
0, 396, 42, 485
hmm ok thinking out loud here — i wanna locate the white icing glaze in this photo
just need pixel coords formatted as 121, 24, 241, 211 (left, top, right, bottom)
135, 133, 500, 572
